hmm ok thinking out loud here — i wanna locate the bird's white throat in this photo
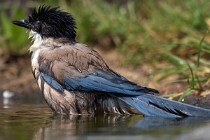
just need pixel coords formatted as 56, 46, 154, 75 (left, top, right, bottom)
28, 30, 43, 69
29, 30, 43, 53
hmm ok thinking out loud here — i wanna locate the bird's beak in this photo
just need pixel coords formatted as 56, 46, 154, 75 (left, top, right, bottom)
12, 19, 31, 29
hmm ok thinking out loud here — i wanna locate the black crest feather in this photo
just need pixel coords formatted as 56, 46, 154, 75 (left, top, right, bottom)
28, 5, 76, 40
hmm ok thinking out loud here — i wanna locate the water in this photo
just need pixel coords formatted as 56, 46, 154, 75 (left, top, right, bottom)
0, 92, 210, 140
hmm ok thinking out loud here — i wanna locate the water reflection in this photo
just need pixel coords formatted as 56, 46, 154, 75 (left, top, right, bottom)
32, 114, 210, 140
0, 93, 210, 140
34, 114, 144, 138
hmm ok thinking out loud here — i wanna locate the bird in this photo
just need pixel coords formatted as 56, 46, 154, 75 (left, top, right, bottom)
12, 5, 210, 118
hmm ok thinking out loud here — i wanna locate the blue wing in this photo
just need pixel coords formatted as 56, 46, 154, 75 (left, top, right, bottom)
40, 73, 64, 93
38, 45, 158, 96
40, 69, 159, 96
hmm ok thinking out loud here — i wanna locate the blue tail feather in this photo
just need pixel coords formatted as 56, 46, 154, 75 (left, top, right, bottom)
120, 94, 210, 118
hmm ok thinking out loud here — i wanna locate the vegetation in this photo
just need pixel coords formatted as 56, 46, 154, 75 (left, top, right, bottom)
0, 4, 29, 55
0, 0, 210, 99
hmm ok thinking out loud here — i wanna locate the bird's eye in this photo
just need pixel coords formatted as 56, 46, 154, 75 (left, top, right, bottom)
34, 21, 42, 32
36, 21, 41, 25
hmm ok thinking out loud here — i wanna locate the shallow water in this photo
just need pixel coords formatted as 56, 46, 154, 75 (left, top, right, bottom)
0, 93, 210, 140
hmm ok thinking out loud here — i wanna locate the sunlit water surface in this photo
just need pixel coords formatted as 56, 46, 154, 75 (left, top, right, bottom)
0, 92, 210, 140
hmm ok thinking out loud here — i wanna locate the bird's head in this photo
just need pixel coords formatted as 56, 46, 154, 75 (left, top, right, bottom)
12, 6, 76, 41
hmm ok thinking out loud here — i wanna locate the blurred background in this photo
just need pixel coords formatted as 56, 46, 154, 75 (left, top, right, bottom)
0, 0, 210, 103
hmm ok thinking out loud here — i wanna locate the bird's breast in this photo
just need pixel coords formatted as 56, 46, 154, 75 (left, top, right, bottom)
31, 48, 41, 79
